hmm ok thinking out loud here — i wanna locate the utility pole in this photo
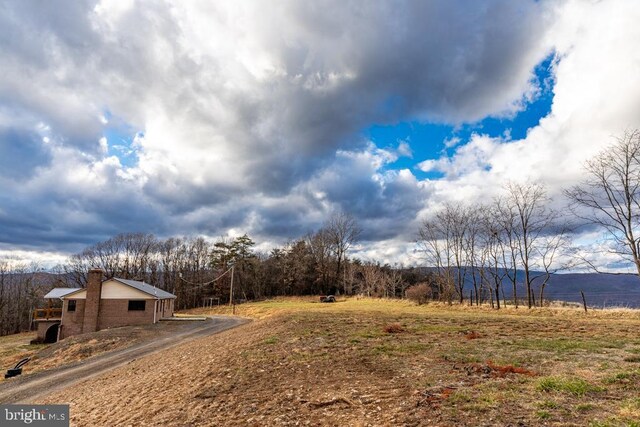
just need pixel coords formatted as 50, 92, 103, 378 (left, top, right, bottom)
229, 265, 234, 306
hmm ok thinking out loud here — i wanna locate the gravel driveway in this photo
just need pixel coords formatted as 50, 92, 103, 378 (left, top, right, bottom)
0, 316, 249, 404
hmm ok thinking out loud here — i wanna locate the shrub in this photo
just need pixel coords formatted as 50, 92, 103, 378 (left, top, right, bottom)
405, 283, 432, 305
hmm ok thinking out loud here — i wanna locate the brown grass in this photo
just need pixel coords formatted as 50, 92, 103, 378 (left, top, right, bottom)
36, 297, 640, 426
189, 296, 640, 322
0, 332, 42, 382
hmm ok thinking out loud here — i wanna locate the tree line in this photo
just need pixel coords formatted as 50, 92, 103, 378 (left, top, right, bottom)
417, 129, 640, 308
0, 213, 437, 336
0, 262, 45, 336
418, 182, 572, 309
2, 130, 640, 335
60, 212, 426, 307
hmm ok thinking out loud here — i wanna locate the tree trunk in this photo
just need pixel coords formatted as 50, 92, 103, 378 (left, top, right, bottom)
539, 283, 546, 307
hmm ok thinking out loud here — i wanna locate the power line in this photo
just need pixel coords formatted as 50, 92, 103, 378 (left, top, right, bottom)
178, 266, 233, 291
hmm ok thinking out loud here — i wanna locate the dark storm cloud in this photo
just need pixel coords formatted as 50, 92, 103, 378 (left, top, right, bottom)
0, 128, 51, 179
236, 0, 554, 192
252, 205, 314, 238
0, 1, 558, 254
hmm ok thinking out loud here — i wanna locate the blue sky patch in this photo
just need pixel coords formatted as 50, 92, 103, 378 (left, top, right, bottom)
364, 53, 556, 180
101, 110, 141, 168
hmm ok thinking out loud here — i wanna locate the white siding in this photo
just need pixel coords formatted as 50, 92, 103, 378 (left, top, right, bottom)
66, 290, 87, 299
100, 279, 154, 300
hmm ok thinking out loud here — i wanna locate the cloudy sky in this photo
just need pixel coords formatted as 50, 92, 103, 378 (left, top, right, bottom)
1, 0, 640, 268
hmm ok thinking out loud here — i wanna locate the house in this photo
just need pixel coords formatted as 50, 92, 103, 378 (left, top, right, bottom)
34, 268, 176, 343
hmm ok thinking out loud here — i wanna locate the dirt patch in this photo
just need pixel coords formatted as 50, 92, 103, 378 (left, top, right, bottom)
454, 360, 537, 378
416, 385, 459, 408
462, 330, 482, 340
383, 323, 405, 334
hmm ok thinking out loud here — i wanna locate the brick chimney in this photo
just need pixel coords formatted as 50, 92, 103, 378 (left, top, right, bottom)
82, 268, 104, 334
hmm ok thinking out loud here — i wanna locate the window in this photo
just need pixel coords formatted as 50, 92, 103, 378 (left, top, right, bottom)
67, 300, 76, 312
128, 300, 146, 311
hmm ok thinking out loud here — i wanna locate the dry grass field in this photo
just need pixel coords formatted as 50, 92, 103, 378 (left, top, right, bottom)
35, 298, 640, 426
0, 332, 44, 380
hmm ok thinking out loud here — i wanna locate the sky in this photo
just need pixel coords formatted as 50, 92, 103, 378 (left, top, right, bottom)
1, 0, 640, 270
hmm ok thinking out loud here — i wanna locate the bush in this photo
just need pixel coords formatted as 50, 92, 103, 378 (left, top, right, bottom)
405, 283, 432, 305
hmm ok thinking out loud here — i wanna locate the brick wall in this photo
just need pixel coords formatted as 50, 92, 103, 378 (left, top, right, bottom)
82, 268, 103, 334
36, 320, 60, 342
60, 299, 86, 339
97, 299, 155, 329
159, 298, 175, 318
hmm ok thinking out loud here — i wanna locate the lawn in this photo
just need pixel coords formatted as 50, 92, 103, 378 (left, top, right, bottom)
40, 297, 640, 426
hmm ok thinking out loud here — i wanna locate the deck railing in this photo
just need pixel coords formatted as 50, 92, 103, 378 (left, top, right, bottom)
33, 308, 62, 320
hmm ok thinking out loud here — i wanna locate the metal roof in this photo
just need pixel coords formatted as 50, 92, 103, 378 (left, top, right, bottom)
44, 288, 82, 299
111, 278, 177, 299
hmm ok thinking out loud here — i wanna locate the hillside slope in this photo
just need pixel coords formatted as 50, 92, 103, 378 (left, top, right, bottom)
39, 299, 640, 426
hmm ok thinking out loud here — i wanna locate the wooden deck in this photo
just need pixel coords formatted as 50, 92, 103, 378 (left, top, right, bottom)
33, 308, 62, 321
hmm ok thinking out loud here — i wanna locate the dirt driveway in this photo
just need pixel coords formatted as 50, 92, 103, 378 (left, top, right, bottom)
0, 316, 249, 404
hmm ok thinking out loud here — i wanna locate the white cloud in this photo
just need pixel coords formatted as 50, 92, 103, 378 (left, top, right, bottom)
396, 140, 413, 158
418, 0, 640, 201
443, 136, 461, 149
98, 136, 108, 153
2, 0, 639, 271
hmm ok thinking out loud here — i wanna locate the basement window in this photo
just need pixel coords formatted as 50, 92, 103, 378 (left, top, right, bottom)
128, 300, 146, 311
67, 300, 76, 312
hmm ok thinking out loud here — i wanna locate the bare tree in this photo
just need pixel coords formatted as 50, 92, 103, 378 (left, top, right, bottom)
306, 229, 333, 294
0, 262, 45, 336
418, 213, 453, 302
463, 206, 484, 305
325, 212, 361, 294
383, 264, 406, 298
505, 182, 558, 309
480, 205, 510, 309
419, 203, 473, 303
566, 129, 640, 276
492, 196, 522, 308
531, 231, 573, 306
64, 232, 159, 285
360, 262, 385, 297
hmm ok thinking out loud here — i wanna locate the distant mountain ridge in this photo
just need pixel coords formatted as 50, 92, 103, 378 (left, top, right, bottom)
535, 272, 640, 308
8, 270, 640, 308
419, 268, 640, 308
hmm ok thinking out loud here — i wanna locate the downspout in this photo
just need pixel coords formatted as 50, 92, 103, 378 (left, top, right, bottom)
57, 298, 65, 342
153, 299, 158, 324
152, 281, 158, 324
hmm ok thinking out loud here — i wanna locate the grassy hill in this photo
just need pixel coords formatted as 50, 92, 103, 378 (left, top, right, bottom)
38, 298, 640, 426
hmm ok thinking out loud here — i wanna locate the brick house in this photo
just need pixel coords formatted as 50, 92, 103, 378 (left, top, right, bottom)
35, 269, 176, 342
